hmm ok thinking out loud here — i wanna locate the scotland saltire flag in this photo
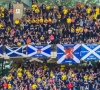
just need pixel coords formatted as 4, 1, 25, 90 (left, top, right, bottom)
57, 44, 81, 64
27, 45, 51, 57
81, 44, 100, 60
22, 45, 27, 55
0, 45, 3, 57
6, 46, 26, 57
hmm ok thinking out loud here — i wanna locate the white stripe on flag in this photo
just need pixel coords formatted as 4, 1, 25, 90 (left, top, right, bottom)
28, 45, 37, 51
73, 55, 80, 63
41, 52, 50, 57
57, 55, 66, 64
57, 44, 81, 64
6, 47, 22, 56
41, 45, 51, 51
57, 44, 65, 52
73, 44, 81, 51
82, 44, 100, 60
6, 46, 26, 57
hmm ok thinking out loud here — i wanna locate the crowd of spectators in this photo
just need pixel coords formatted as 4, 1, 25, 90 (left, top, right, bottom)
0, 3, 100, 46
0, 62, 100, 90
1, 3, 100, 90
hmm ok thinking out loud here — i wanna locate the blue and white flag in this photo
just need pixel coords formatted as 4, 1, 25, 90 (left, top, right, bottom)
22, 45, 27, 55
6, 46, 26, 57
81, 44, 100, 60
27, 45, 51, 57
57, 44, 81, 64
0, 45, 3, 57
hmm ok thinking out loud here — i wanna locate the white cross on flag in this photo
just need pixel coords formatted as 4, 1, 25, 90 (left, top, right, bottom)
6, 46, 26, 57
57, 44, 81, 64
27, 45, 51, 57
81, 44, 100, 60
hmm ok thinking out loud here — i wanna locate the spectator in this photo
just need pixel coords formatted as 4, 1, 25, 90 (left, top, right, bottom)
1, 62, 100, 90
0, 2, 100, 46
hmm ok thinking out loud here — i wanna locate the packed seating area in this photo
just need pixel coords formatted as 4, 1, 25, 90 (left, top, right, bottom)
1, 2, 100, 90
0, 3, 100, 46
0, 62, 100, 90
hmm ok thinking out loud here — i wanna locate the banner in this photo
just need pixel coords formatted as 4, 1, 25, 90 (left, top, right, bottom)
57, 44, 81, 64
0, 46, 3, 57
6, 46, 26, 57
81, 44, 100, 60
27, 45, 51, 57
13, 4, 23, 20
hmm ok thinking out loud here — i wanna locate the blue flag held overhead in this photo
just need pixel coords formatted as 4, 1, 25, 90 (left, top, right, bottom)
27, 45, 51, 57
57, 44, 81, 64
81, 44, 100, 60
6, 46, 26, 57
0, 45, 3, 57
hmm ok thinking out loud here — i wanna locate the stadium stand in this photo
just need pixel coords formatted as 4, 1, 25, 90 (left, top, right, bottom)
0, 3, 100, 46
0, 62, 100, 90
0, 1, 100, 90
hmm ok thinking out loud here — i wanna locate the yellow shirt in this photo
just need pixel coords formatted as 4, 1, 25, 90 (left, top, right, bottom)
32, 19, 36, 23
32, 4, 37, 11
32, 84, 37, 89
63, 9, 68, 15
61, 65, 65, 70
6, 26, 11, 31
67, 18, 71, 24
27, 19, 31, 23
36, 19, 39, 24
46, 6, 51, 10
32, 4, 37, 8
17, 72, 22, 77
96, 7, 99, 15
28, 74, 32, 78
7, 76, 12, 81
26, 71, 30, 75
76, 28, 80, 33
43, 81, 46, 85
8, 84, 12, 89
62, 74, 67, 80
1, 7, 4, 12
48, 18, 52, 23
1, 13, 4, 18
15, 20, 20, 24
37, 78, 41, 82
17, 42, 22, 46
24, 69, 26, 73
89, 75, 93, 80
0, 23, 2, 28
50, 73, 54, 77
61, 67, 65, 70
35, 8, 40, 13
44, 66, 47, 70
79, 27, 84, 33
39, 18, 43, 23
18, 68, 22, 72
44, 19, 48, 23
93, 14, 97, 20
84, 75, 88, 80
71, 74, 75, 78
86, 8, 91, 14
